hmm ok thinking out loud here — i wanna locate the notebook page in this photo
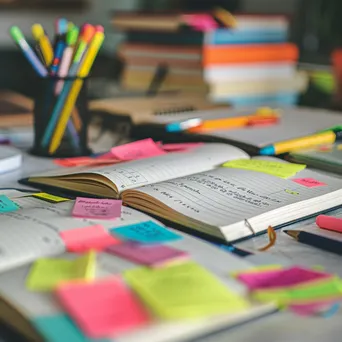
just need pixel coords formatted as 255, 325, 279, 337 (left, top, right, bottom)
0, 200, 156, 273
81, 143, 249, 192
124, 167, 342, 240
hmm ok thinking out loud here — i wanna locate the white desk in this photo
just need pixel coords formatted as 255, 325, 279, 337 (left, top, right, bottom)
1, 151, 342, 342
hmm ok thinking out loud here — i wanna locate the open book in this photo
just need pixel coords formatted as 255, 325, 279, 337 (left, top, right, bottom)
23, 143, 342, 242
0, 191, 275, 342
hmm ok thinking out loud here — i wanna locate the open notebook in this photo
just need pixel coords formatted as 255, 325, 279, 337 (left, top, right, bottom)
0, 192, 275, 342
22, 144, 342, 243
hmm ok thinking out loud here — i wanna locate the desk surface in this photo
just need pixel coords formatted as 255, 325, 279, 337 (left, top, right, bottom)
1, 151, 342, 342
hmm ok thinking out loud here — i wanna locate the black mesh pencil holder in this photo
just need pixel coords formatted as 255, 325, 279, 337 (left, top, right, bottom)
30, 76, 92, 158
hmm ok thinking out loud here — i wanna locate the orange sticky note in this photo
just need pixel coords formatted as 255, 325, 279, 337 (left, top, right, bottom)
56, 277, 150, 338
108, 138, 166, 161
292, 178, 326, 188
60, 225, 120, 252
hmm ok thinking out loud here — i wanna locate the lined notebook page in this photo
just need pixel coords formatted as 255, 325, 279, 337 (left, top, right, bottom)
0, 199, 155, 273
86, 143, 248, 192
124, 167, 342, 238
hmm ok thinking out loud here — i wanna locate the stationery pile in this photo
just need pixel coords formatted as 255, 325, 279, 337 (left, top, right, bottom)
234, 265, 342, 317
9, 19, 104, 155
112, 10, 306, 106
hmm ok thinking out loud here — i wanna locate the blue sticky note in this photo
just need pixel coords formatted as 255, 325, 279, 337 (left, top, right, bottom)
33, 314, 109, 342
0, 195, 18, 213
111, 221, 182, 244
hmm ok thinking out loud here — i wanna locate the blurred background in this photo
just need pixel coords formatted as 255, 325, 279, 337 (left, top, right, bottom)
1, 0, 342, 110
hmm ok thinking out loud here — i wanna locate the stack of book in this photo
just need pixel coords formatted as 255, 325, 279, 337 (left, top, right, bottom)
112, 11, 307, 106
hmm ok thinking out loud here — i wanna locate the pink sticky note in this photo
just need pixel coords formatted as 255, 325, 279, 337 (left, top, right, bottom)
292, 178, 327, 188
161, 143, 204, 152
106, 241, 188, 267
182, 14, 218, 31
107, 139, 166, 161
60, 225, 121, 252
72, 197, 122, 220
56, 277, 150, 338
237, 266, 333, 291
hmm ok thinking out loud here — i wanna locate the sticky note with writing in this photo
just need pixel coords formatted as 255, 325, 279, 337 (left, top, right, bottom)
223, 159, 306, 179
109, 138, 166, 161
33, 192, 70, 203
106, 241, 188, 267
124, 261, 249, 319
292, 178, 327, 188
0, 195, 18, 213
111, 221, 182, 244
60, 225, 120, 252
72, 197, 122, 220
56, 277, 150, 338
26, 252, 95, 291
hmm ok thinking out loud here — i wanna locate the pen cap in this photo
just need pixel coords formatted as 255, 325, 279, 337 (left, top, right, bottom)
31, 76, 91, 158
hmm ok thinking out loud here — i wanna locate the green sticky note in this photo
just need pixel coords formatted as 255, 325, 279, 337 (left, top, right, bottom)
26, 251, 96, 291
0, 195, 19, 213
33, 314, 109, 342
222, 159, 306, 179
124, 261, 249, 319
253, 277, 342, 305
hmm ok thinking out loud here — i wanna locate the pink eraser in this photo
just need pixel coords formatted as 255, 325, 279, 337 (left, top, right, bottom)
316, 215, 342, 233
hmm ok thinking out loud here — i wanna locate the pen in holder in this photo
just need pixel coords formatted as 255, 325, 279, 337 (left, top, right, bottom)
31, 76, 92, 158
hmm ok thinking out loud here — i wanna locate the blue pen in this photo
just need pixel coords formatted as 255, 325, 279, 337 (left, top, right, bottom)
9, 26, 48, 77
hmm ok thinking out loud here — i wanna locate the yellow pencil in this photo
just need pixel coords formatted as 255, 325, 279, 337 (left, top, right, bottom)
32, 24, 53, 66
48, 31, 104, 154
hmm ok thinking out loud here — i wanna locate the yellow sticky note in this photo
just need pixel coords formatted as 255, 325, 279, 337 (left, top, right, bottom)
223, 159, 306, 179
32, 192, 70, 203
124, 261, 249, 319
26, 251, 96, 291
